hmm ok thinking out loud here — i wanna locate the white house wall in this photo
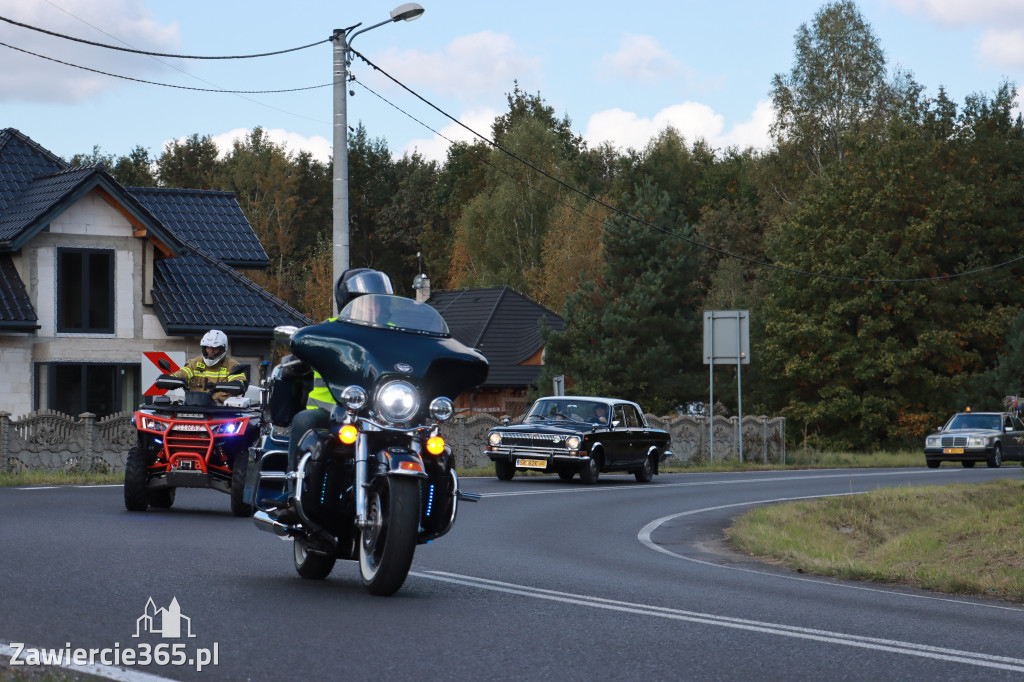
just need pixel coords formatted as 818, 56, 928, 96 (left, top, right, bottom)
0, 189, 198, 417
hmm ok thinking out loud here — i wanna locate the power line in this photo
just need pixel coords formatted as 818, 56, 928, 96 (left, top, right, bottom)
350, 47, 1024, 285
0, 13, 328, 59
0, 40, 332, 94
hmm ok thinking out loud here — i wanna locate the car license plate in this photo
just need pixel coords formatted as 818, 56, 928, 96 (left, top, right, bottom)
516, 458, 547, 469
943, 448, 964, 454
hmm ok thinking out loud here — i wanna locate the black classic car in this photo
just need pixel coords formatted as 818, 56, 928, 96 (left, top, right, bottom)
485, 396, 672, 483
923, 411, 1024, 468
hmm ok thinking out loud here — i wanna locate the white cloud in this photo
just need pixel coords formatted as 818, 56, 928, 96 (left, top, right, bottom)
885, 0, 1024, 25
164, 128, 333, 164
598, 33, 682, 82
400, 107, 499, 163
0, 0, 180, 103
978, 28, 1024, 68
369, 31, 539, 101
583, 100, 772, 153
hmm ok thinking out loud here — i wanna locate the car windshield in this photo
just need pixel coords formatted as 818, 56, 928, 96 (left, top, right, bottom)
339, 294, 449, 335
525, 399, 609, 424
945, 414, 1002, 431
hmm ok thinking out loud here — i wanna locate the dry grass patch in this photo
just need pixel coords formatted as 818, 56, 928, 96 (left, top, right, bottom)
727, 479, 1024, 602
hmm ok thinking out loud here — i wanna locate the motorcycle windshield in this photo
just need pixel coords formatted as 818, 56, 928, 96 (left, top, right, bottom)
339, 294, 449, 335
291, 298, 488, 402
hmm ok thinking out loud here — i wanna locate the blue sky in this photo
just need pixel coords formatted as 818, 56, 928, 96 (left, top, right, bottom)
2, 0, 1023, 165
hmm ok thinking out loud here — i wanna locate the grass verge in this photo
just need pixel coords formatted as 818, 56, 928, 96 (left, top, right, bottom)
726, 478, 1024, 603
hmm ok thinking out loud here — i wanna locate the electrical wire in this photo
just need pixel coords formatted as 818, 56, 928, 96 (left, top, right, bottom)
350, 47, 1024, 285
0, 14, 328, 59
0, 40, 332, 94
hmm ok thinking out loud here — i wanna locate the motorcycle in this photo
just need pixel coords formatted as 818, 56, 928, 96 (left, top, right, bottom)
245, 293, 488, 595
124, 360, 261, 516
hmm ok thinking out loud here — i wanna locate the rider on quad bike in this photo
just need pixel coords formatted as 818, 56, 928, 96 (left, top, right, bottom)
124, 330, 261, 515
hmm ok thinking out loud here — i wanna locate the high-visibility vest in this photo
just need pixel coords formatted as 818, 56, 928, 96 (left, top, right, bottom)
306, 318, 338, 411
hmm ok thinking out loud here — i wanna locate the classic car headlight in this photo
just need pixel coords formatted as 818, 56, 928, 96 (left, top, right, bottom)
967, 436, 990, 447
925, 435, 940, 447
488, 432, 502, 446
429, 397, 455, 422
375, 380, 419, 424
566, 436, 581, 450
341, 385, 367, 411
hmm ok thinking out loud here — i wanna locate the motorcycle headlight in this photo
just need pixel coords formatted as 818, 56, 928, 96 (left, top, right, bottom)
429, 397, 454, 422
488, 432, 502, 446
341, 385, 367, 411
375, 380, 419, 424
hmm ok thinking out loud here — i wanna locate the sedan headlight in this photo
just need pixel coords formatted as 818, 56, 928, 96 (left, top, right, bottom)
488, 432, 502, 446
925, 436, 940, 447
566, 436, 581, 450
375, 380, 419, 424
967, 436, 990, 447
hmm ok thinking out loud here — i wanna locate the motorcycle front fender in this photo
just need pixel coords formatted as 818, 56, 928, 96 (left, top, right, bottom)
370, 446, 429, 479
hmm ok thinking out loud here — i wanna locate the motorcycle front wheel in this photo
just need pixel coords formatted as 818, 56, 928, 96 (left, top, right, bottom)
359, 475, 419, 596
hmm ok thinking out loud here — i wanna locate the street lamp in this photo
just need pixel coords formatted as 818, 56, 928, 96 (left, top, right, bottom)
331, 3, 425, 313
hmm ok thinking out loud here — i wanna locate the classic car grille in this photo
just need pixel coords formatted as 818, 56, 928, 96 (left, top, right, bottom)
941, 436, 969, 447
501, 434, 568, 448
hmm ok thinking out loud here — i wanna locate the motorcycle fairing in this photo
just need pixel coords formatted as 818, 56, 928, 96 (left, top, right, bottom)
290, 320, 488, 406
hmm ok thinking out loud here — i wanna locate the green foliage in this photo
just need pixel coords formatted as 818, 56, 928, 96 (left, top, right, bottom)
157, 133, 219, 189
539, 179, 704, 414
760, 84, 1024, 448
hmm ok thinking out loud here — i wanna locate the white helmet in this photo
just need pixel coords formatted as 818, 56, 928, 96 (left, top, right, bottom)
200, 329, 228, 365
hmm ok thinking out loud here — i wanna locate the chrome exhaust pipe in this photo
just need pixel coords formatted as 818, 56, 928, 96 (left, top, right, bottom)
253, 510, 290, 537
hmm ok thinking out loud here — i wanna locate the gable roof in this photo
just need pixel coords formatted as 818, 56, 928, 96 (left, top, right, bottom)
152, 246, 310, 337
0, 127, 307, 338
0, 253, 38, 331
129, 187, 268, 269
426, 286, 563, 388
0, 129, 182, 254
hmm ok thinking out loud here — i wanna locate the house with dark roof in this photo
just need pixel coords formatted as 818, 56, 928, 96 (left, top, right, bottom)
423, 283, 563, 416
0, 128, 311, 419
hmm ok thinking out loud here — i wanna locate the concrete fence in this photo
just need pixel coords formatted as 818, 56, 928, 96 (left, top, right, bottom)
0, 410, 136, 473
0, 409, 785, 473
440, 413, 786, 469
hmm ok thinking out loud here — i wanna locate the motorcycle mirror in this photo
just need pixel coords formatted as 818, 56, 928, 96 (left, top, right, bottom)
274, 326, 299, 343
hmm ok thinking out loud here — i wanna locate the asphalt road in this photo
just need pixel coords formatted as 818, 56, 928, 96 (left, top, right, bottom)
2, 466, 1023, 681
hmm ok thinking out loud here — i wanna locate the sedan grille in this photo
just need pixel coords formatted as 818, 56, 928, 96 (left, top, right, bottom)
501, 434, 568, 448
941, 436, 969, 447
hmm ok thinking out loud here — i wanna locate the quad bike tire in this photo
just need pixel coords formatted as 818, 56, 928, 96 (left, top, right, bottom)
124, 446, 149, 512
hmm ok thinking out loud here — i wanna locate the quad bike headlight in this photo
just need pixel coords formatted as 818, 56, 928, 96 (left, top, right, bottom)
375, 380, 419, 424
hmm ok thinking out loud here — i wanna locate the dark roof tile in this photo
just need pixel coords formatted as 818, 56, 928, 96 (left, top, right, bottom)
0, 253, 38, 330
129, 187, 269, 268
426, 287, 563, 388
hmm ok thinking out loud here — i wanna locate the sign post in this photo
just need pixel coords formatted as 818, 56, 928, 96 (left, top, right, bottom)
703, 311, 750, 463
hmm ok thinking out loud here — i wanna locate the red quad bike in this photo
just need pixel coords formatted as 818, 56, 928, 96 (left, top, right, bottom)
124, 360, 261, 515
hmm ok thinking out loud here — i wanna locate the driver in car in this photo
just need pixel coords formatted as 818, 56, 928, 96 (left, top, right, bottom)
171, 329, 246, 404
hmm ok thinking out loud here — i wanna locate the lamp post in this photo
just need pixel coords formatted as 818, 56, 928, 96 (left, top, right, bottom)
331, 3, 425, 313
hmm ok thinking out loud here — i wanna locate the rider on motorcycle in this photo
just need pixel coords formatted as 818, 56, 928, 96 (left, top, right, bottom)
278, 269, 395, 521
172, 329, 247, 404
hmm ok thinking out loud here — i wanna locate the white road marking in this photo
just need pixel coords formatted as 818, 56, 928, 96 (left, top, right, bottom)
0, 643, 175, 682
414, 571, 1024, 673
